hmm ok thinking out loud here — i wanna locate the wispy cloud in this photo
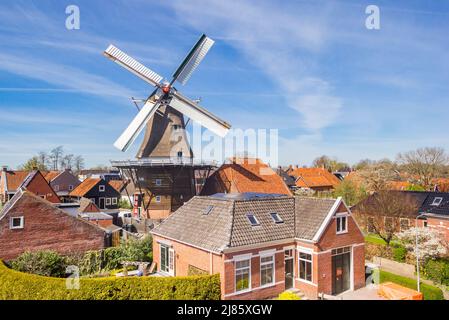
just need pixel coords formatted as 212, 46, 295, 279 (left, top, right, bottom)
167, 0, 342, 131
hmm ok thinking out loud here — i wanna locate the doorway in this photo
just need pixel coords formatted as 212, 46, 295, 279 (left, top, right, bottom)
284, 249, 294, 289
99, 197, 105, 209
332, 247, 351, 295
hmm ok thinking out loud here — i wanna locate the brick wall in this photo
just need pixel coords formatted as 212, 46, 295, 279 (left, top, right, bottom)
426, 217, 449, 242
0, 193, 105, 261
27, 172, 60, 203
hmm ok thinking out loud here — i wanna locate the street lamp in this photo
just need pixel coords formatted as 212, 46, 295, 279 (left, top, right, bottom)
415, 213, 427, 293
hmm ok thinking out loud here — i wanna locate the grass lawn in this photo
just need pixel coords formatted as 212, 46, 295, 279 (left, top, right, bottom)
364, 234, 401, 246
375, 269, 444, 300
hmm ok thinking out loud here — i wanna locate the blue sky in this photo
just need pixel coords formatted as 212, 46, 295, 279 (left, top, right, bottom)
1, 0, 449, 168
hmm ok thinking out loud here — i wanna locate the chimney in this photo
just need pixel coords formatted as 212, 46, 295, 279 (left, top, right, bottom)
2, 166, 7, 172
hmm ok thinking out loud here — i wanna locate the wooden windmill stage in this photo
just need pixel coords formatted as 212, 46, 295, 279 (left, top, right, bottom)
105, 35, 230, 220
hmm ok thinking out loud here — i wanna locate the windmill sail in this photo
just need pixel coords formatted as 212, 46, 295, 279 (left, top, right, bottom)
114, 98, 161, 152
104, 45, 163, 87
172, 34, 215, 85
170, 91, 230, 137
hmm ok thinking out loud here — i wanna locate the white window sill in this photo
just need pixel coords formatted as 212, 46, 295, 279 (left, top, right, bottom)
259, 282, 276, 289
234, 288, 252, 295
336, 231, 348, 235
296, 278, 316, 286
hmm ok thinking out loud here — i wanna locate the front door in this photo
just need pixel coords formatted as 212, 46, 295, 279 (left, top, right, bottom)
284, 249, 294, 289
332, 248, 351, 294
99, 197, 105, 209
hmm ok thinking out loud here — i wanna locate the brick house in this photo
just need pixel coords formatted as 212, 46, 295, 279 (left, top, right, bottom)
69, 177, 121, 210
352, 191, 449, 241
151, 193, 365, 299
44, 169, 81, 200
287, 167, 341, 192
201, 158, 292, 196
0, 189, 109, 260
0, 169, 60, 204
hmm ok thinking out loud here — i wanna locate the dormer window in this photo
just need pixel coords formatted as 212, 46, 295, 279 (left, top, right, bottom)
155, 179, 162, 186
173, 124, 181, 131
270, 212, 283, 224
99, 185, 105, 192
431, 197, 443, 206
246, 213, 260, 226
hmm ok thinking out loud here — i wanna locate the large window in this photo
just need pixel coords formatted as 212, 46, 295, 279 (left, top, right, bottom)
160, 244, 169, 273
235, 259, 250, 292
298, 252, 312, 282
260, 255, 274, 286
336, 215, 348, 234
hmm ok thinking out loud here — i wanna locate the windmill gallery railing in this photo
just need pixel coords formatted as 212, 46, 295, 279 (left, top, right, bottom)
110, 157, 218, 168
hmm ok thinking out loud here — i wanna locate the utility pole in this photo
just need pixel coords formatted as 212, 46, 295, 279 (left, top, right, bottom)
415, 213, 426, 293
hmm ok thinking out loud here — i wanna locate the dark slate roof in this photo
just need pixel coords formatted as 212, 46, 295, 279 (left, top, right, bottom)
152, 193, 338, 252
419, 192, 449, 216
295, 197, 337, 240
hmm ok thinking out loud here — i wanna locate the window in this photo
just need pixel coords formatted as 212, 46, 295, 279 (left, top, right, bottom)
160, 244, 169, 273
246, 213, 260, 226
331, 247, 351, 256
90, 198, 96, 205
336, 215, 347, 234
173, 124, 181, 131
155, 196, 161, 203
10, 217, 24, 229
203, 205, 214, 215
298, 252, 312, 282
99, 185, 105, 192
106, 198, 111, 205
54, 185, 59, 192
68, 185, 74, 191
177, 151, 183, 158
260, 255, 274, 286
384, 217, 394, 231
270, 212, 283, 224
155, 179, 162, 186
367, 217, 375, 233
400, 218, 410, 231
431, 197, 443, 206
424, 221, 428, 227
235, 259, 250, 292
112, 198, 117, 205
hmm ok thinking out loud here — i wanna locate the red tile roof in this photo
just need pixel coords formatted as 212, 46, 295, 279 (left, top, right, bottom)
69, 178, 101, 197
201, 158, 292, 196
3, 171, 30, 191
43, 171, 61, 182
289, 167, 341, 189
108, 180, 127, 193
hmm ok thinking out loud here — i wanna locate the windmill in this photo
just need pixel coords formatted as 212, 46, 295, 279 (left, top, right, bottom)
105, 34, 230, 221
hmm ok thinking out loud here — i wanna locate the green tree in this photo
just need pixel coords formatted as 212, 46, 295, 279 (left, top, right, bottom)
19, 156, 48, 171
333, 179, 367, 206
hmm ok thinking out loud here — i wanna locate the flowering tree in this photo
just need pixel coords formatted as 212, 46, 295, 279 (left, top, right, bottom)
397, 227, 448, 261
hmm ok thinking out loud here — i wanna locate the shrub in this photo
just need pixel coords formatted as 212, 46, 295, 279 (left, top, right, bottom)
277, 291, 301, 300
424, 259, 449, 286
0, 261, 221, 300
10, 251, 68, 277
392, 245, 407, 263
118, 199, 132, 209
379, 270, 444, 300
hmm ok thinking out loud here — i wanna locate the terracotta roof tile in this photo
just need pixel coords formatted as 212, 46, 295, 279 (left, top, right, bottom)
69, 178, 101, 197
289, 167, 341, 188
3, 170, 29, 191
108, 180, 127, 193
43, 171, 61, 182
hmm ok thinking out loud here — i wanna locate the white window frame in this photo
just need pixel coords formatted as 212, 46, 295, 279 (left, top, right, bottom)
336, 214, 348, 234
112, 197, 117, 205
155, 179, 162, 186
155, 195, 161, 203
10, 216, 24, 229
168, 248, 175, 276
298, 251, 313, 284
160, 244, 170, 273
99, 185, 105, 192
270, 212, 283, 224
259, 254, 275, 287
68, 185, 74, 191
234, 257, 251, 293
106, 198, 112, 205
54, 185, 59, 192
246, 213, 260, 226
431, 197, 443, 206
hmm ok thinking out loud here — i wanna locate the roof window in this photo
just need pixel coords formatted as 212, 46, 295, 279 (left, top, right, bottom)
270, 212, 283, 224
246, 213, 260, 226
431, 197, 443, 206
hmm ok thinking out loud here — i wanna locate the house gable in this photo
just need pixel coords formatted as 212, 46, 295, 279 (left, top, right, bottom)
21, 171, 60, 203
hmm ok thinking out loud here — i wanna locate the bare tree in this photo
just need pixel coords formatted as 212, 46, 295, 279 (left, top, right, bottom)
49, 146, 64, 170
37, 151, 49, 169
397, 147, 448, 189
74, 155, 85, 173
61, 154, 74, 170
312, 155, 349, 172
18, 156, 47, 171
354, 191, 419, 246
358, 161, 398, 193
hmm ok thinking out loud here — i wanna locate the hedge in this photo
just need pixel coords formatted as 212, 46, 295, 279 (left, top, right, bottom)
378, 270, 444, 300
0, 261, 221, 300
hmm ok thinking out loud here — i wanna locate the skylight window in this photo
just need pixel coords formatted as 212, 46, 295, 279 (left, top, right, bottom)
431, 197, 443, 206
203, 205, 214, 215
246, 213, 260, 226
270, 212, 283, 224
